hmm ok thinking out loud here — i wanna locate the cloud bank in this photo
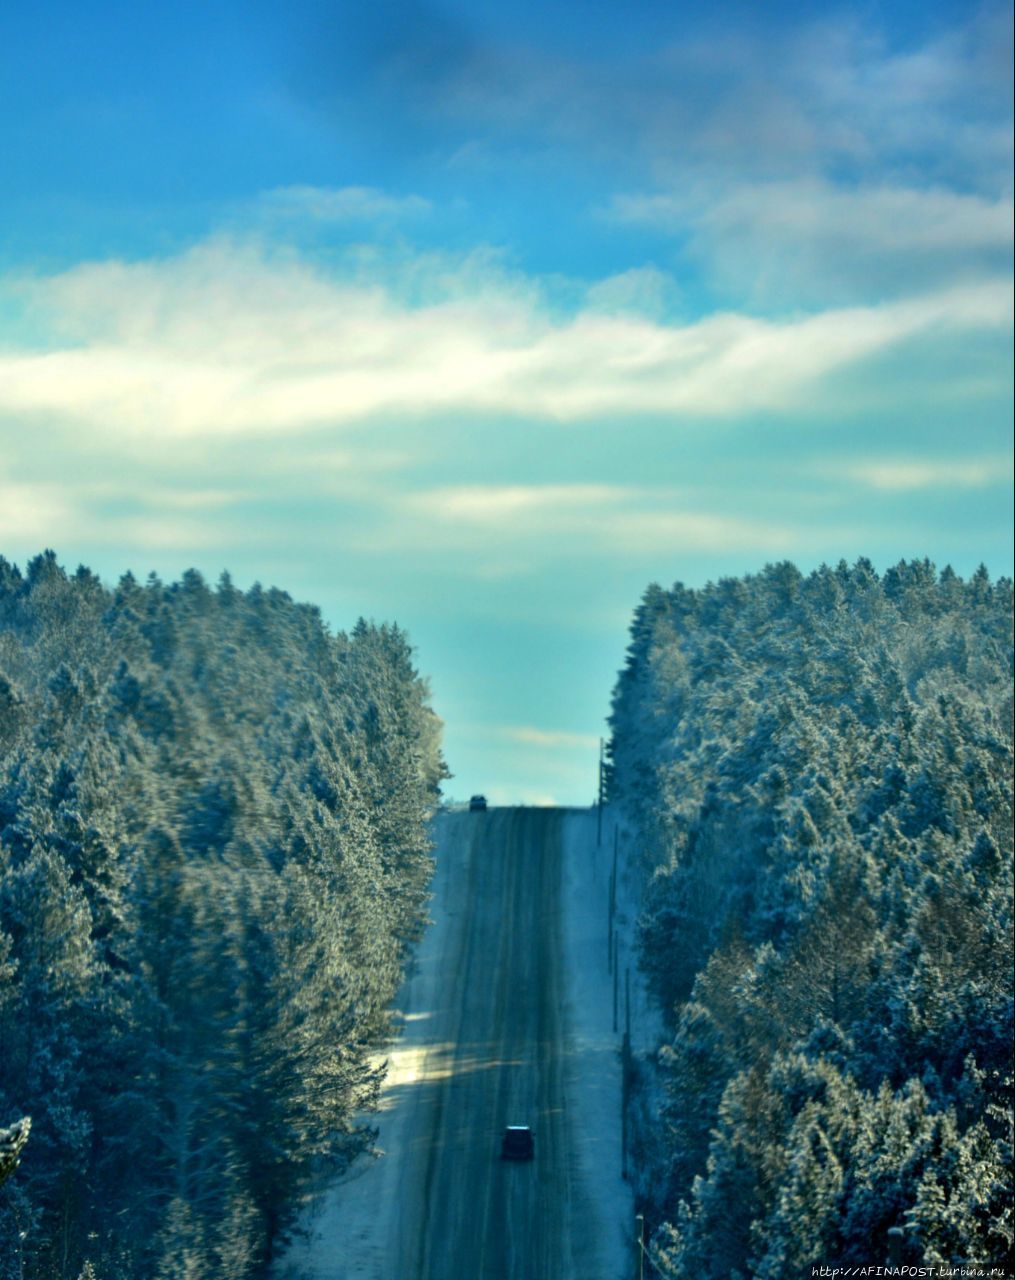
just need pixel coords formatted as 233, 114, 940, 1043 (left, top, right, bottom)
1, 237, 1009, 441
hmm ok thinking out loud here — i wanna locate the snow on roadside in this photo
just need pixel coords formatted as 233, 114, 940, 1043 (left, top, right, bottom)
607, 809, 669, 1229
274, 814, 461, 1280
560, 808, 638, 1280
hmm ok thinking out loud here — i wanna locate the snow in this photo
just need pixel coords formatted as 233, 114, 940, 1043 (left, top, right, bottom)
274, 822, 459, 1280
559, 807, 638, 1278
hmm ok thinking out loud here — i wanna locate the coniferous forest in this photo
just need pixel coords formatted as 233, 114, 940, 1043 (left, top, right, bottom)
0, 552, 445, 1278
2, 550, 1013, 1278
609, 560, 1014, 1275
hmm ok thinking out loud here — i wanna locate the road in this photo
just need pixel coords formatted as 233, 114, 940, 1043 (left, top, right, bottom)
278, 806, 629, 1280
398, 806, 572, 1278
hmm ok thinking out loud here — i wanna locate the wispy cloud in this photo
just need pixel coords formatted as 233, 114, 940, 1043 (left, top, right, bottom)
496, 726, 601, 749
1, 239, 1008, 441
0, 477, 70, 545
0, 480, 250, 554
612, 181, 1013, 303
410, 484, 632, 521
598, 510, 795, 554
258, 185, 431, 224
325, 5, 1011, 191
842, 456, 1013, 492
396, 484, 797, 556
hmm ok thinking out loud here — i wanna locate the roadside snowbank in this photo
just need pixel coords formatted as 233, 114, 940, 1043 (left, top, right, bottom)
560, 808, 637, 1279
275, 815, 463, 1280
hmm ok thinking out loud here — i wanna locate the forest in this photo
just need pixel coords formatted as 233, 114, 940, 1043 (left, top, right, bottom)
0, 551, 445, 1279
608, 559, 1013, 1275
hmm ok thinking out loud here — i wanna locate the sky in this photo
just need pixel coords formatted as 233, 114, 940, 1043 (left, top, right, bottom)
0, 0, 1012, 804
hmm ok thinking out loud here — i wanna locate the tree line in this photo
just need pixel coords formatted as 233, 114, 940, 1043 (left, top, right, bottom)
0, 551, 445, 1279
608, 559, 1013, 1275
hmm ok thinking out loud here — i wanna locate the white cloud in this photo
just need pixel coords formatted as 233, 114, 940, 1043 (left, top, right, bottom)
1, 239, 1007, 442
0, 478, 71, 544
410, 484, 632, 522
0, 466, 255, 560
258, 185, 431, 223
611, 181, 1014, 302
394, 484, 797, 556
785, 12, 1013, 181
97, 514, 238, 551
584, 266, 678, 318
390, 6, 1011, 200
599, 510, 795, 553
497, 725, 601, 749
842, 456, 1013, 492
615, 183, 1013, 257
148, 487, 246, 511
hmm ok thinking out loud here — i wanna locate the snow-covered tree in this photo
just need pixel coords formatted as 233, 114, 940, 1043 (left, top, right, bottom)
0, 553, 445, 1278
610, 560, 1013, 1275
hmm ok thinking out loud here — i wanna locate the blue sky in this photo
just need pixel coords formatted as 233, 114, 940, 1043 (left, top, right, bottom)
1, 0, 1012, 803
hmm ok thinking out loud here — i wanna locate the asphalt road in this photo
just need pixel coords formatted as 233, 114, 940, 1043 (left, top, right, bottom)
278, 805, 625, 1280
394, 806, 576, 1280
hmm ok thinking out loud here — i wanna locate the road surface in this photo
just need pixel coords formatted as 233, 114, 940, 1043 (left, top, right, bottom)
399, 806, 573, 1278
278, 806, 631, 1280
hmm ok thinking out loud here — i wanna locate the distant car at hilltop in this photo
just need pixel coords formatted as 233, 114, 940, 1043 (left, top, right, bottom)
469, 795, 488, 812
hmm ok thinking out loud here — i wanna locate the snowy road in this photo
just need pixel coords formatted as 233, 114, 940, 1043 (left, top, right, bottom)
278, 807, 632, 1280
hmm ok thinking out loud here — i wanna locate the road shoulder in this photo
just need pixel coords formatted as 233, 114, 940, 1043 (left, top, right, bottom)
561, 809, 635, 1279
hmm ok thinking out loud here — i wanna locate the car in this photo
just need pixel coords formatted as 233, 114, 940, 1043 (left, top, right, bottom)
469, 794, 488, 812
501, 1125, 534, 1161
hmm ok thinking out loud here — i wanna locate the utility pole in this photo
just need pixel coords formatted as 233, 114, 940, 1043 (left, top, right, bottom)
607, 864, 615, 974
612, 929, 619, 1032
621, 963, 631, 1176
621, 1053, 628, 1180
607, 828, 617, 976
597, 737, 604, 846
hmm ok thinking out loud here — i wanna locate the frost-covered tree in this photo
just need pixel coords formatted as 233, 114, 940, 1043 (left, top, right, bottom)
0, 553, 445, 1279
610, 560, 1013, 1275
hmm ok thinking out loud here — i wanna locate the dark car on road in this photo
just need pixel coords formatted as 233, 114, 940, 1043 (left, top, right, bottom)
501, 1126, 534, 1161
469, 794, 488, 812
